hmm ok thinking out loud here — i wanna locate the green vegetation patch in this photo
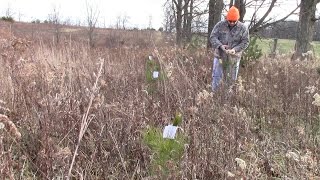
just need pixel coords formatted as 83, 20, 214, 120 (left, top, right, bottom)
142, 126, 186, 176
256, 38, 320, 57
142, 113, 186, 177
145, 56, 167, 94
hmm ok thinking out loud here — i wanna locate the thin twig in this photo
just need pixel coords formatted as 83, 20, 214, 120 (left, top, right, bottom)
130, 160, 140, 180
108, 130, 129, 177
67, 58, 104, 179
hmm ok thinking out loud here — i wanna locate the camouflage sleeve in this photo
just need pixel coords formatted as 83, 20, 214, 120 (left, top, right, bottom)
233, 25, 249, 52
209, 21, 223, 49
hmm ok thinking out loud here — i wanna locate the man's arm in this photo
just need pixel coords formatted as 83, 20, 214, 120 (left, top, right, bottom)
209, 22, 223, 49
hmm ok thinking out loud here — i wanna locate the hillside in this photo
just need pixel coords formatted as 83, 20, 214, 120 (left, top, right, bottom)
0, 20, 319, 179
0, 20, 171, 48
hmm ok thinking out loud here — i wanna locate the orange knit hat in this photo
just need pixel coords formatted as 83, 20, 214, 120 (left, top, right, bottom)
226, 6, 240, 21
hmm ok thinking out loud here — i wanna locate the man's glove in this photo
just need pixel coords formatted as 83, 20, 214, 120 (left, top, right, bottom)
220, 45, 229, 52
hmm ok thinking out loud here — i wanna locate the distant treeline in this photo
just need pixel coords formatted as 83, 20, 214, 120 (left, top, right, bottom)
258, 20, 320, 41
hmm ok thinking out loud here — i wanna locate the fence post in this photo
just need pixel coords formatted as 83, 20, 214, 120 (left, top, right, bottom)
270, 38, 278, 58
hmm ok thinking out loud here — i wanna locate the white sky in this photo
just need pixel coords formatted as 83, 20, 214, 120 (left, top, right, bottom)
0, 0, 166, 29
243, 0, 300, 22
0, 0, 319, 30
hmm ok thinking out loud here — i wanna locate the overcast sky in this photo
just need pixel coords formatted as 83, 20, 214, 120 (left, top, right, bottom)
0, 0, 319, 30
0, 0, 166, 29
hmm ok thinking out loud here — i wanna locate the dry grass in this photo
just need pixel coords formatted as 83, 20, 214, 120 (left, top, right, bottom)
0, 21, 319, 179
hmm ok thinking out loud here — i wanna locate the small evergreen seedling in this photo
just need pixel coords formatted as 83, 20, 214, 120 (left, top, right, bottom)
142, 112, 186, 177
145, 55, 168, 94
241, 36, 263, 67
145, 55, 161, 94
145, 55, 161, 83
173, 112, 182, 126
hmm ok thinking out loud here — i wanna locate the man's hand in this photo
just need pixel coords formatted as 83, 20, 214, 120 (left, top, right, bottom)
226, 49, 236, 55
220, 45, 229, 52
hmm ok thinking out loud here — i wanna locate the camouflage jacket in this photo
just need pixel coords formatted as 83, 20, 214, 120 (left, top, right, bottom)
210, 20, 249, 59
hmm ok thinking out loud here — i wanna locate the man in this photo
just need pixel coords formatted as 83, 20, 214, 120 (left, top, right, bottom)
210, 6, 249, 91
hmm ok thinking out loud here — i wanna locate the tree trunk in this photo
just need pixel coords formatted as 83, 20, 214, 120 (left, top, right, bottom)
186, 0, 193, 42
183, 0, 190, 43
292, 0, 319, 60
234, 0, 245, 22
183, 0, 193, 43
174, 0, 183, 46
207, 0, 224, 49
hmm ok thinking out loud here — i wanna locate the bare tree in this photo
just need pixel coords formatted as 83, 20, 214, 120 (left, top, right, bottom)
18, 11, 23, 22
5, 3, 14, 18
121, 15, 130, 30
85, 0, 100, 48
63, 17, 73, 26
115, 15, 130, 30
292, 0, 320, 60
48, 5, 61, 45
193, 13, 207, 33
115, 16, 121, 29
170, 0, 208, 45
163, 1, 176, 33
207, 0, 224, 48
4, 3, 15, 35
75, 19, 82, 26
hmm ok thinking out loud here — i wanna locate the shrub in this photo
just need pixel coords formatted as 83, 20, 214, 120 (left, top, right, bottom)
1, 16, 14, 23
31, 19, 41, 24
241, 36, 263, 67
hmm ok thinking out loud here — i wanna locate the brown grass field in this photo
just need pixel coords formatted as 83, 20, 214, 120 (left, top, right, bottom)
0, 20, 320, 179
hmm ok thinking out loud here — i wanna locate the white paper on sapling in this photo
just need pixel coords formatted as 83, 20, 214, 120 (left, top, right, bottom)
163, 125, 178, 139
153, 71, 159, 79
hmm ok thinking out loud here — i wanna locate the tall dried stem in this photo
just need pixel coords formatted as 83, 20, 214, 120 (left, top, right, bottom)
67, 58, 105, 179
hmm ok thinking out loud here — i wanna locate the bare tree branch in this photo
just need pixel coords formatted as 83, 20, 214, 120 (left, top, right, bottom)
249, 0, 277, 33
250, 3, 300, 34
252, 4, 300, 33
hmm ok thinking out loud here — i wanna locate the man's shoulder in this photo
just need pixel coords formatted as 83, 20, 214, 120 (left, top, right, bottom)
236, 21, 248, 29
214, 20, 228, 29
218, 20, 228, 26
